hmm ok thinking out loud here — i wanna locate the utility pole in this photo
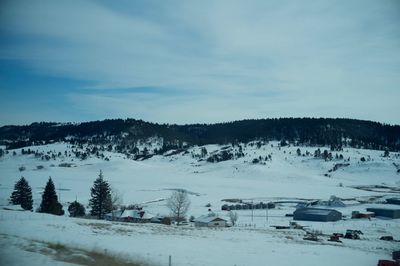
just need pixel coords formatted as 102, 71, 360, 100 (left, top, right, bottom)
58, 183, 61, 202
251, 200, 254, 222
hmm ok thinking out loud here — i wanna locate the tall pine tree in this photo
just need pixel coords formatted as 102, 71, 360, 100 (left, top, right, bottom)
9, 176, 33, 210
89, 170, 112, 219
39, 177, 64, 215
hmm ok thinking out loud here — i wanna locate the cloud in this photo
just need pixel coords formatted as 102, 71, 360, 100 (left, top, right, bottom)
0, 0, 399, 125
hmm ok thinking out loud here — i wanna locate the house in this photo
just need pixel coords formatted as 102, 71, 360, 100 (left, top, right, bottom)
194, 213, 227, 227
104, 208, 154, 223
293, 208, 342, 222
386, 198, 400, 205
120, 209, 153, 223
366, 208, 400, 219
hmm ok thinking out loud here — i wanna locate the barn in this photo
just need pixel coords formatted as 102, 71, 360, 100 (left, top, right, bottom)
194, 214, 227, 227
293, 208, 342, 222
366, 208, 400, 219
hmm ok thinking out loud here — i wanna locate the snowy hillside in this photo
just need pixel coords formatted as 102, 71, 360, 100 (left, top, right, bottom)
0, 141, 399, 266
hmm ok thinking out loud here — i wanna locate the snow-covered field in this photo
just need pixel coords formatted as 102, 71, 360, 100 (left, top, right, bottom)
0, 141, 399, 265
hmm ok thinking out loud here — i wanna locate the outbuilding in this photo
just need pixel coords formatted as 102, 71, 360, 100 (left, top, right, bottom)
194, 214, 227, 227
293, 208, 342, 222
366, 208, 400, 219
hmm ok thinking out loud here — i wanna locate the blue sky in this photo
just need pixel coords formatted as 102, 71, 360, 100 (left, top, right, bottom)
0, 0, 399, 126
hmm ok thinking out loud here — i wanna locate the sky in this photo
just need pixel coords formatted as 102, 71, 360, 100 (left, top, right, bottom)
0, 0, 399, 126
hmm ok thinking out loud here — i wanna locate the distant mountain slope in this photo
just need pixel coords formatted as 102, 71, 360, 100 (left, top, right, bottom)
0, 118, 399, 151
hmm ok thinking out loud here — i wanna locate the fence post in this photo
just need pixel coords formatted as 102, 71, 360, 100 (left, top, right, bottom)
169, 255, 172, 266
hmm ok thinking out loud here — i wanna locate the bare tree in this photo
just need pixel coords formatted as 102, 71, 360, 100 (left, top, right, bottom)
110, 186, 123, 210
167, 191, 190, 225
228, 211, 238, 226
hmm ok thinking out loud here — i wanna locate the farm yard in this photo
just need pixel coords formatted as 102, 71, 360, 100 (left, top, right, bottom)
1, 141, 400, 265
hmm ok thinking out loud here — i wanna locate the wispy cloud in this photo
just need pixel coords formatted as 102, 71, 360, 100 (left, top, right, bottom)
0, 0, 399, 125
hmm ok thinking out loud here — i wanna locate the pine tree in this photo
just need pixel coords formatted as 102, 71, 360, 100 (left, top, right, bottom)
9, 176, 33, 210
89, 170, 112, 219
39, 177, 64, 215
68, 201, 86, 217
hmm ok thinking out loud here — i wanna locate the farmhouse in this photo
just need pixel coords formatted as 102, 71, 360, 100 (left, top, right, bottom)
293, 208, 342, 222
194, 214, 227, 227
366, 208, 400, 219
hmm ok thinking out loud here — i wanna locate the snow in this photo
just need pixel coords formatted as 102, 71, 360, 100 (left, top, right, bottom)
0, 141, 399, 265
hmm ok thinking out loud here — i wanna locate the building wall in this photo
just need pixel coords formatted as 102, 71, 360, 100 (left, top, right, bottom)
294, 209, 342, 222
208, 221, 226, 227
195, 220, 227, 227
367, 208, 400, 219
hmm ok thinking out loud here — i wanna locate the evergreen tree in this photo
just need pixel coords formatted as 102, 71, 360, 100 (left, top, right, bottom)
9, 176, 33, 210
89, 170, 112, 219
68, 201, 85, 217
39, 177, 64, 215
383, 150, 390, 157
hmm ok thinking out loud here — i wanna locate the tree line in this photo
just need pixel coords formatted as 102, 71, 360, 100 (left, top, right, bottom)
1, 118, 399, 152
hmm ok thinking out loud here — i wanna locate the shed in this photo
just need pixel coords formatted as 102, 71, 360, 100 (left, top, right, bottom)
293, 208, 342, 222
366, 208, 400, 219
194, 214, 227, 227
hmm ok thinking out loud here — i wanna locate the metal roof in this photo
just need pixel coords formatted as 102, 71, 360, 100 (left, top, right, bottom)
194, 214, 227, 224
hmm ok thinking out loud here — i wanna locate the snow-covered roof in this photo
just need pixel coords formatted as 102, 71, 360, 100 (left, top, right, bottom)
316, 199, 345, 207
194, 214, 227, 224
2, 205, 26, 211
342, 200, 360, 205
120, 209, 153, 219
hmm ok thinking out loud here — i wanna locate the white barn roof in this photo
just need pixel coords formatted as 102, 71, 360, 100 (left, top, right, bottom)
194, 214, 227, 224
120, 209, 153, 219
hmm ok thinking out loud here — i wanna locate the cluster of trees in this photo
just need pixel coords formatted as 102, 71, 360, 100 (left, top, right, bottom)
9, 176, 64, 215
17, 146, 111, 162
8, 171, 116, 219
